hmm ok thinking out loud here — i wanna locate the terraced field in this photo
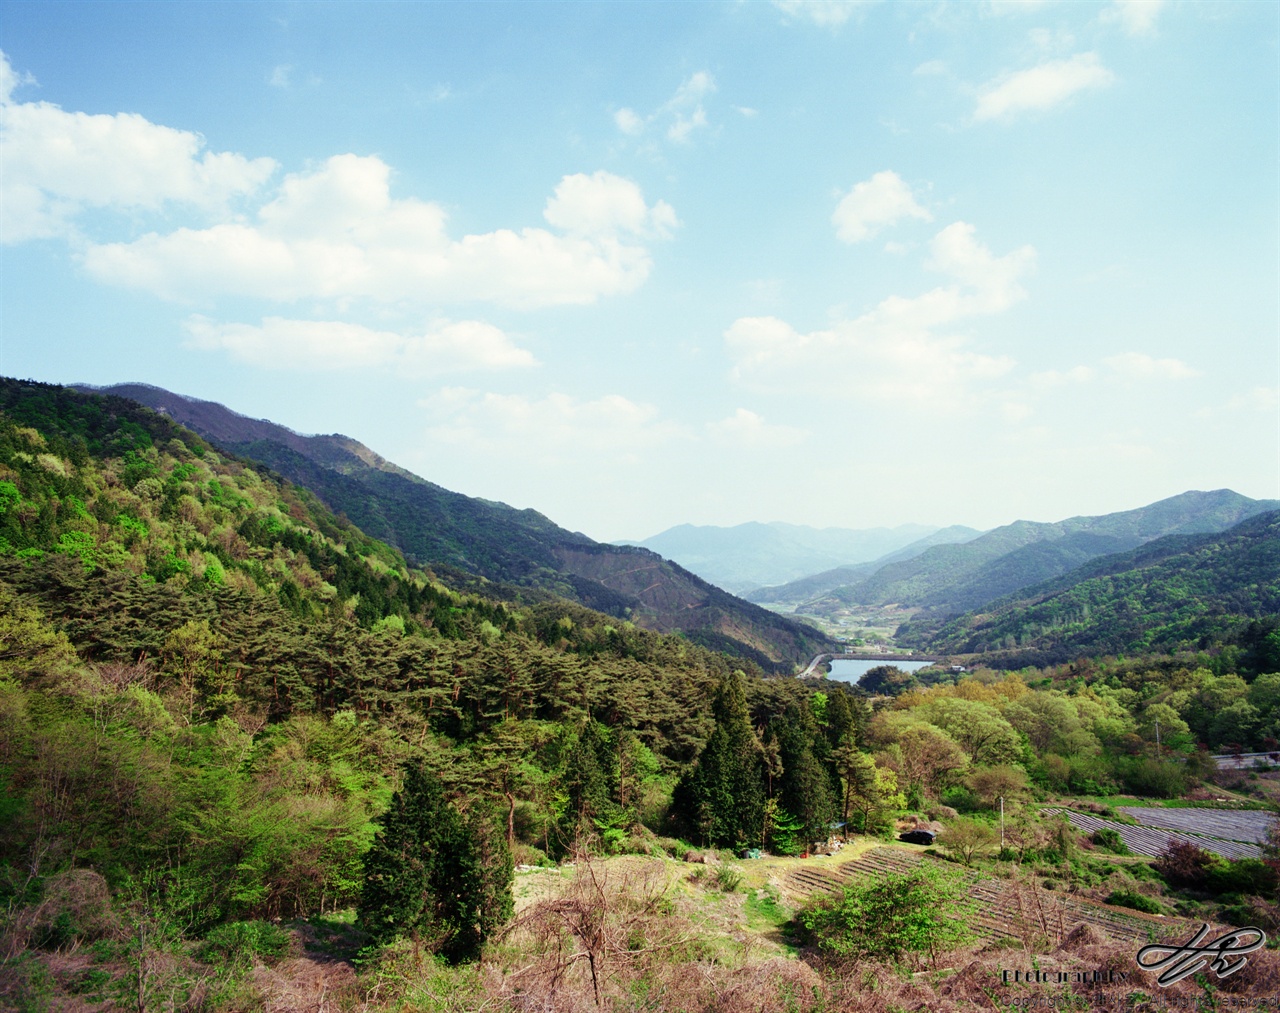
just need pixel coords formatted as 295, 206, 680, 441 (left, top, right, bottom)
1045, 808, 1263, 860
1116, 806, 1275, 844
781, 846, 1186, 946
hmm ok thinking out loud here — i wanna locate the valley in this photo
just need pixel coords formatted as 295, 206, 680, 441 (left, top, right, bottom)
2, 378, 1278, 1013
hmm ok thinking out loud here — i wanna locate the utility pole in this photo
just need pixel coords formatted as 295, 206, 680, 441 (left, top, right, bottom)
999, 796, 1005, 850
1156, 719, 1161, 757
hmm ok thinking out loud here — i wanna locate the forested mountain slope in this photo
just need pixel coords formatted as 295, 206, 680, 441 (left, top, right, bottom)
0, 378, 794, 751
0, 376, 848, 936
744, 525, 983, 605
77, 382, 833, 670
898, 510, 1280, 665
818, 490, 1278, 616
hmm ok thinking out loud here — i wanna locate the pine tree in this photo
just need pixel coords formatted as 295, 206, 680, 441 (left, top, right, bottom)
359, 762, 512, 962
672, 670, 764, 847
559, 720, 617, 851
774, 704, 835, 848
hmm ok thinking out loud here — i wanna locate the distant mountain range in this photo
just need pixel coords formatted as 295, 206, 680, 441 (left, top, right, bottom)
78, 383, 834, 671
743, 525, 984, 605
900, 509, 1280, 665
623, 521, 950, 594
786, 489, 1278, 620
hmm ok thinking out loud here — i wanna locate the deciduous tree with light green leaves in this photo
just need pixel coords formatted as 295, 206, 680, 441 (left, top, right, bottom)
798, 865, 973, 967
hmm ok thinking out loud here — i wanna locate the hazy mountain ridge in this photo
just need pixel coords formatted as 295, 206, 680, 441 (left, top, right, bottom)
744, 525, 984, 605
80, 383, 833, 669
822, 489, 1279, 615
899, 509, 1280, 664
628, 520, 940, 593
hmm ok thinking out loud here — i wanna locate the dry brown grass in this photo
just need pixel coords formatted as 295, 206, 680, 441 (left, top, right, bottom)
1, 868, 120, 958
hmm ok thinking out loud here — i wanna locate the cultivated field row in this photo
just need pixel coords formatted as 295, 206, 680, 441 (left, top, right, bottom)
1043, 809, 1263, 860
1115, 806, 1275, 844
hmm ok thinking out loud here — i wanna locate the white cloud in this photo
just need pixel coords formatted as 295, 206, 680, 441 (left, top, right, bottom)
268, 64, 292, 89
612, 71, 716, 145
1103, 352, 1198, 380
544, 170, 678, 239
81, 157, 676, 308
726, 222, 1031, 400
974, 52, 1115, 122
0, 52, 277, 244
707, 408, 807, 448
771, 1, 875, 27
184, 315, 536, 373
1100, 0, 1165, 36
420, 389, 684, 455
833, 170, 932, 243
913, 60, 948, 77
734, 105, 759, 118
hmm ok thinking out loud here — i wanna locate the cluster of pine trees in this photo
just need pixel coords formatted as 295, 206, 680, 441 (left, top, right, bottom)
670, 672, 897, 852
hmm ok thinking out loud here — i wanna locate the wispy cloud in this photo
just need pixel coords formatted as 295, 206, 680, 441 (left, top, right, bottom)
707, 408, 807, 448
726, 221, 1033, 402
1100, 0, 1165, 37
1103, 352, 1198, 380
974, 52, 1115, 122
771, 0, 876, 28
420, 389, 685, 456
185, 315, 536, 374
613, 71, 716, 145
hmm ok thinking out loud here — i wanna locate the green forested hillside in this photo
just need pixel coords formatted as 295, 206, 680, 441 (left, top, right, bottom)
900, 510, 1280, 665
82, 383, 832, 670
0, 379, 826, 925
818, 490, 1277, 617
744, 524, 983, 605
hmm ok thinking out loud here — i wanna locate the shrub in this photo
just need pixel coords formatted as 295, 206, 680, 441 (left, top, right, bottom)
198, 920, 292, 967
1090, 828, 1131, 855
1155, 841, 1214, 889
939, 786, 981, 814
1206, 858, 1279, 898
26, 869, 117, 950
715, 865, 743, 892
1105, 890, 1163, 914
936, 817, 998, 866
796, 866, 973, 967
1118, 758, 1187, 799
513, 843, 552, 867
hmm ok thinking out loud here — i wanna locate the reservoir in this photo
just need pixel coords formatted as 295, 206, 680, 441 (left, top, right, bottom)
826, 658, 934, 685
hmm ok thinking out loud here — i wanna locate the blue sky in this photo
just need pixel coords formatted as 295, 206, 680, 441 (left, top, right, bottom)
1, 0, 1276, 541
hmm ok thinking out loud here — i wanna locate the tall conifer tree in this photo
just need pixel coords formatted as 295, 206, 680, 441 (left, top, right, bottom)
359, 762, 512, 962
673, 670, 765, 847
